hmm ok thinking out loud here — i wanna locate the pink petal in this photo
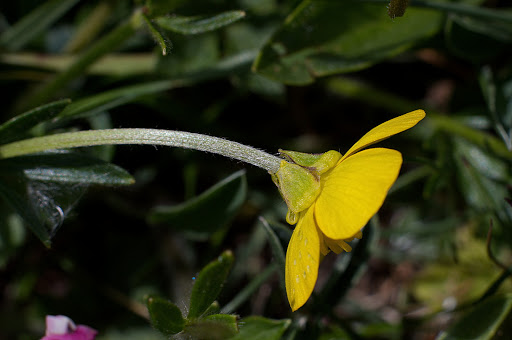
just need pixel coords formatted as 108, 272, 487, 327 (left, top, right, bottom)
42, 316, 97, 340
45, 316, 76, 335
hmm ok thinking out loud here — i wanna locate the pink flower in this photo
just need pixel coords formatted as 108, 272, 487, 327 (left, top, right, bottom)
41, 315, 97, 340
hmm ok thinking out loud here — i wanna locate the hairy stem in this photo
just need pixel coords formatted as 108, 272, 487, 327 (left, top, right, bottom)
0, 128, 283, 173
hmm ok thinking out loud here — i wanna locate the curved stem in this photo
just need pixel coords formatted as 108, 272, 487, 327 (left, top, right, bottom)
0, 128, 283, 173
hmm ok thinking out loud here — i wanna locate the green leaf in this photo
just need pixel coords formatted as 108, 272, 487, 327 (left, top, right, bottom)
437, 295, 512, 340
445, 14, 511, 63
0, 152, 134, 246
147, 296, 185, 336
253, 1, 442, 85
155, 33, 220, 77
0, 179, 52, 247
144, 0, 187, 17
57, 50, 255, 120
21, 18, 137, 110
185, 314, 239, 340
259, 217, 286, 289
229, 316, 291, 340
0, 0, 79, 51
453, 138, 510, 219
142, 14, 172, 56
156, 11, 246, 35
98, 327, 166, 340
58, 80, 181, 120
148, 170, 247, 239
188, 250, 234, 319
0, 99, 71, 145
0, 152, 134, 186
221, 263, 278, 315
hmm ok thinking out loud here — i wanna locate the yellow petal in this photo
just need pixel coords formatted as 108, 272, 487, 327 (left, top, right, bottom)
316, 148, 402, 240
285, 207, 321, 311
341, 110, 425, 161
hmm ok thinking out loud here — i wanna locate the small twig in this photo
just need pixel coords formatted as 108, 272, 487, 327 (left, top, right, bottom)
486, 219, 509, 272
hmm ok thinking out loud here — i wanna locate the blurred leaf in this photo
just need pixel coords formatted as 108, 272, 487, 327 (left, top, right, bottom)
0, 99, 71, 144
58, 80, 182, 120
156, 33, 220, 77
148, 170, 247, 239
147, 296, 185, 336
97, 327, 166, 340
318, 325, 352, 340
437, 295, 512, 340
253, 1, 442, 85
0, 176, 84, 247
453, 138, 511, 221
57, 50, 255, 120
143, 14, 172, 55
188, 250, 234, 319
0, 210, 26, 268
0, 53, 157, 76
450, 13, 512, 42
229, 316, 291, 340
314, 220, 376, 312
445, 14, 511, 63
202, 301, 221, 316
63, 1, 115, 54
0, 152, 134, 245
479, 66, 512, 149
185, 314, 239, 339
0, 152, 134, 186
0, 0, 79, 51
144, 0, 187, 17
21, 18, 138, 110
221, 263, 278, 314
412, 228, 512, 311
259, 217, 286, 288
156, 10, 246, 35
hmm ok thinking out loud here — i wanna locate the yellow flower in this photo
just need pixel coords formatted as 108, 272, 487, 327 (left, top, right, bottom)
271, 110, 426, 311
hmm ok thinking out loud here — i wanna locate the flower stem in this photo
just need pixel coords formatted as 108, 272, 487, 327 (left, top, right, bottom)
0, 128, 283, 173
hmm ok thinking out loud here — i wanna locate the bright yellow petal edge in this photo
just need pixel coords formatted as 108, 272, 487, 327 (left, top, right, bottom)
316, 148, 402, 240
341, 109, 426, 161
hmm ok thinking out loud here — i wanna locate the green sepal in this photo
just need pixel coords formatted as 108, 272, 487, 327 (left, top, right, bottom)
279, 149, 341, 175
272, 150, 341, 221
271, 160, 319, 218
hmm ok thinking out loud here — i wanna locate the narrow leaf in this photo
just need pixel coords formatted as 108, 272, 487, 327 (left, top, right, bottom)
0, 0, 79, 51
58, 80, 181, 119
221, 263, 278, 314
148, 170, 247, 239
0, 99, 71, 144
147, 296, 185, 336
156, 11, 246, 35
259, 217, 286, 289
0, 152, 134, 186
437, 295, 512, 340
188, 250, 234, 319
